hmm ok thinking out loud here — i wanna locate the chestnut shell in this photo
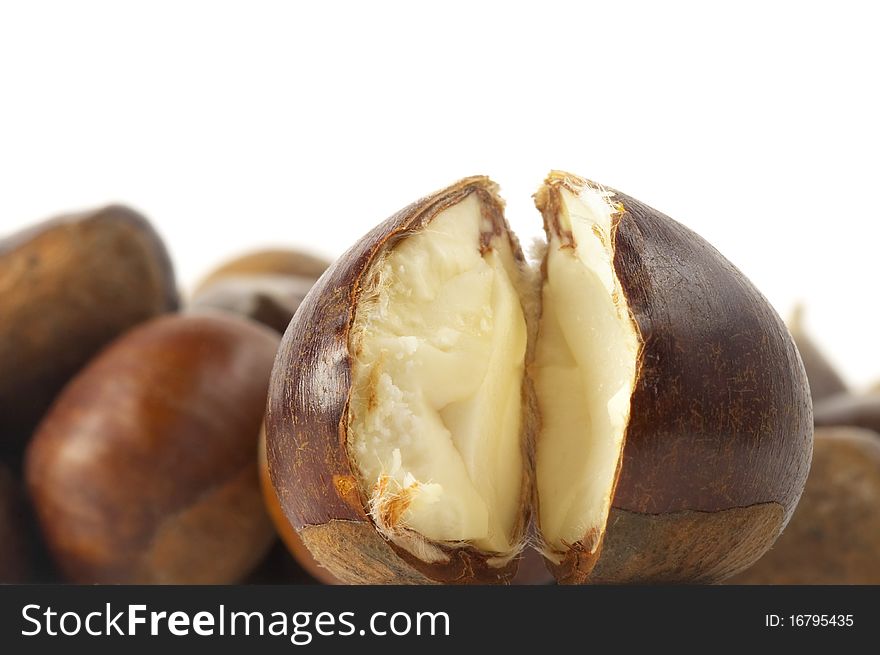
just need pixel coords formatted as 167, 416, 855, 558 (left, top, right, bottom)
0, 205, 178, 452
257, 427, 341, 584
26, 313, 278, 583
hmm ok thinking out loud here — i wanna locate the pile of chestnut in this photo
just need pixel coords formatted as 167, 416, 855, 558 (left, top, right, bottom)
1, 179, 878, 585
0, 205, 335, 584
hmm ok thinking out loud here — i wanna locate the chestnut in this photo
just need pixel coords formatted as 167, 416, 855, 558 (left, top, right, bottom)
729, 427, 880, 584
0, 463, 30, 583
788, 306, 848, 402
189, 249, 331, 334
813, 392, 880, 435
257, 427, 341, 584
189, 275, 317, 334
193, 248, 331, 294
0, 205, 178, 454
26, 314, 278, 584
266, 172, 813, 585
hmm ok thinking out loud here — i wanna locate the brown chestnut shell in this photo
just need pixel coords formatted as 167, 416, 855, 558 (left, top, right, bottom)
26, 313, 277, 584
0, 205, 178, 452
257, 427, 341, 584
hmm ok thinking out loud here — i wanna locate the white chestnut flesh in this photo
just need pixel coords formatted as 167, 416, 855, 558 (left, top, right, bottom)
535, 187, 640, 554
349, 194, 528, 557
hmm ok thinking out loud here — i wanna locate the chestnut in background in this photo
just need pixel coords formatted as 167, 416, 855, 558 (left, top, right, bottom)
814, 392, 880, 436
190, 275, 317, 335
0, 205, 178, 457
26, 314, 278, 584
189, 249, 331, 334
788, 306, 848, 403
193, 248, 331, 293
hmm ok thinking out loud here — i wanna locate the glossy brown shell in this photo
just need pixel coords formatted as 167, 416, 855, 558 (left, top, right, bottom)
536, 173, 813, 583
728, 427, 880, 584
26, 314, 278, 584
0, 205, 178, 453
266, 176, 531, 584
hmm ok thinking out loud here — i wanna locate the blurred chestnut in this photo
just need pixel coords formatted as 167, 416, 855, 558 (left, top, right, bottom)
0, 205, 178, 454
190, 275, 317, 334
193, 248, 331, 294
729, 427, 880, 584
788, 306, 848, 402
814, 392, 880, 436
26, 313, 277, 584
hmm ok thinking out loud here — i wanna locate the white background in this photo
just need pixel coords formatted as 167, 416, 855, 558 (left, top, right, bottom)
1, 1, 877, 387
